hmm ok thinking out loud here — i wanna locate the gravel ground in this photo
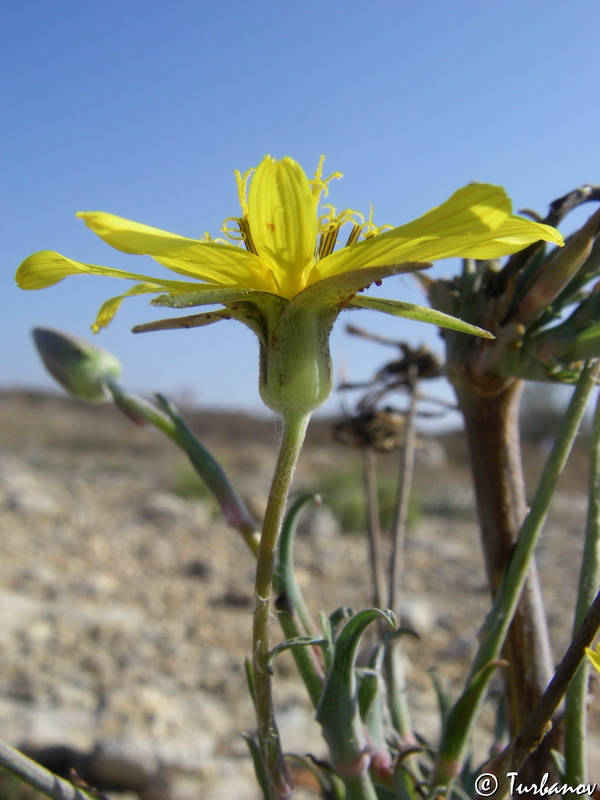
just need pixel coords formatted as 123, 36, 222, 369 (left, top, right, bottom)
0, 390, 598, 798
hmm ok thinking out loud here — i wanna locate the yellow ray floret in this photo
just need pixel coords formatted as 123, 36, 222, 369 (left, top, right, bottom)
16, 155, 563, 333
586, 644, 600, 673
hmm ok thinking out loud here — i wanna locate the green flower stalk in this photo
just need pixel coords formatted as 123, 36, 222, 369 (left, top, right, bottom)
17, 156, 562, 798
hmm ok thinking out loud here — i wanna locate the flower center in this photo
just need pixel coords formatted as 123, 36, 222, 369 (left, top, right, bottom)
218, 157, 392, 296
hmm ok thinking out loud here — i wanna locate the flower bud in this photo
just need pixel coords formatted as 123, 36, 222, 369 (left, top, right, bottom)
512, 206, 600, 327
32, 327, 122, 402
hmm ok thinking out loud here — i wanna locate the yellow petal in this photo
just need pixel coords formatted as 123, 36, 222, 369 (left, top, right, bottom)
92, 284, 162, 332
586, 645, 600, 673
316, 184, 563, 280
247, 156, 317, 298
16, 250, 220, 292
450, 216, 564, 259
77, 212, 277, 292
393, 183, 513, 238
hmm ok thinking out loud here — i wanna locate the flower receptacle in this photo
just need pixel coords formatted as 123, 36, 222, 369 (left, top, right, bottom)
259, 306, 335, 417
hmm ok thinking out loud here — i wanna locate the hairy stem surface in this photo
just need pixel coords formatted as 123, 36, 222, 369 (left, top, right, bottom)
252, 411, 311, 800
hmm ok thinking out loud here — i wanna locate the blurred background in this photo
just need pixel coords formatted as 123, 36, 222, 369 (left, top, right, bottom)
3, 0, 599, 419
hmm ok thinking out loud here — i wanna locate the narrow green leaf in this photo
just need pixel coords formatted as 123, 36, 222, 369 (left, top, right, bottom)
275, 494, 321, 635
285, 755, 347, 800
428, 667, 452, 726
350, 296, 494, 339
316, 609, 396, 774
156, 394, 258, 541
242, 732, 273, 800
267, 635, 327, 673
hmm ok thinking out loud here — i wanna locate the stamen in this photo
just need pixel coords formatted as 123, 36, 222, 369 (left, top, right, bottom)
312, 155, 325, 186
310, 157, 394, 259
317, 204, 337, 230
237, 217, 259, 256
357, 203, 393, 239
345, 224, 362, 247
221, 217, 245, 242
337, 208, 364, 228
318, 224, 340, 259
310, 156, 343, 205
234, 168, 254, 217
361, 203, 378, 237
199, 231, 230, 245
317, 207, 364, 236
317, 207, 367, 257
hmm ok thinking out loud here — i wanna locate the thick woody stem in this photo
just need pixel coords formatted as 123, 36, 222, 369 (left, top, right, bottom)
454, 379, 558, 778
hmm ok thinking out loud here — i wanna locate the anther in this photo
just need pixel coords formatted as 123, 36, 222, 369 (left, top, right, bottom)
345, 224, 362, 247
319, 225, 340, 259
238, 218, 259, 255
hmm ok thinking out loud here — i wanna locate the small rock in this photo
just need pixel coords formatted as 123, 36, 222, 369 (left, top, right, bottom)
399, 597, 435, 635
415, 439, 448, 468
210, 590, 252, 608
140, 492, 210, 526
0, 458, 62, 516
0, 591, 45, 640
297, 503, 341, 540
276, 702, 322, 756
74, 571, 119, 597
6, 488, 61, 516
183, 559, 211, 579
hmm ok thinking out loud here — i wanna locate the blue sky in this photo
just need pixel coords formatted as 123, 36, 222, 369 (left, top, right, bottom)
3, 1, 599, 418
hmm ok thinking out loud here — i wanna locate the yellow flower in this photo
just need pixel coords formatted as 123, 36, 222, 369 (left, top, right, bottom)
16, 156, 562, 415
586, 643, 600, 674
